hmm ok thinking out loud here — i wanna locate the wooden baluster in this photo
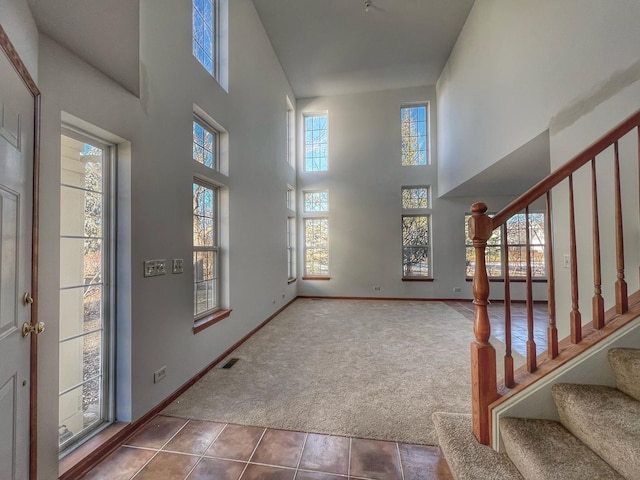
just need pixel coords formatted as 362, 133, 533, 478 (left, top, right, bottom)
568, 174, 582, 343
469, 202, 498, 446
525, 207, 537, 372
546, 192, 558, 358
502, 223, 514, 388
614, 141, 628, 314
591, 159, 605, 329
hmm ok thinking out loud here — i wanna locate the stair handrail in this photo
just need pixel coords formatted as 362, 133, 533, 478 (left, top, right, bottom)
468, 108, 640, 446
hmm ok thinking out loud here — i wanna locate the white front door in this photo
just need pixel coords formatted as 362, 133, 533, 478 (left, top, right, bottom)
0, 34, 37, 480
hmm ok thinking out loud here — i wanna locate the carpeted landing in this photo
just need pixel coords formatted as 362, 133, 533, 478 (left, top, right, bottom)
163, 298, 521, 446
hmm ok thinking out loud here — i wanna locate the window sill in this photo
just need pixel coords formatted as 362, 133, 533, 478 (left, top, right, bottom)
59, 422, 129, 479
402, 278, 434, 282
193, 309, 232, 334
465, 278, 548, 283
302, 276, 331, 281
287, 278, 297, 284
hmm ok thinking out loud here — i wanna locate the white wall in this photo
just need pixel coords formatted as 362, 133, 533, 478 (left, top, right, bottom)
36, 0, 296, 476
437, 0, 640, 339
0, 0, 38, 79
437, 0, 640, 196
296, 87, 545, 301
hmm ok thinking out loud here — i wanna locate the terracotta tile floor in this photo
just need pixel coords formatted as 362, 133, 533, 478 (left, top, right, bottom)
82, 415, 453, 479
445, 300, 549, 356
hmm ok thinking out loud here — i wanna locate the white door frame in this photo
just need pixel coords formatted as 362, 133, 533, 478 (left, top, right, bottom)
0, 23, 41, 480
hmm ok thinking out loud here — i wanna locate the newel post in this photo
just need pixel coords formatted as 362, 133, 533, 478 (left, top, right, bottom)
468, 202, 498, 445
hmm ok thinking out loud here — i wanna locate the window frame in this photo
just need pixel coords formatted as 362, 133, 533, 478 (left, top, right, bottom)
303, 113, 329, 172
286, 97, 296, 169
303, 190, 329, 213
193, 180, 220, 318
58, 127, 115, 453
193, 115, 220, 172
401, 214, 432, 279
303, 217, 330, 278
400, 104, 429, 166
465, 212, 547, 281
192, 0, 218, 76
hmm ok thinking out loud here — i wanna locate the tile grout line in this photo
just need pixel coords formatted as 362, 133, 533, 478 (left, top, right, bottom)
348, 437, 352, 478
396, 442, 405, 480
293, 432, 309, 480
128, 417, 192, 479
181, 422, 229, 480
181, 421, 231, 478
237, 427, 267, 480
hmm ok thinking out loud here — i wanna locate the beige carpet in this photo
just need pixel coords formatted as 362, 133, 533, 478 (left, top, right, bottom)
163, 298, 523, 445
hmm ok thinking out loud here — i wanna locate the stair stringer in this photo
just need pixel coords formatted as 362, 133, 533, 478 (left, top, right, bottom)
491, 317, 640, 452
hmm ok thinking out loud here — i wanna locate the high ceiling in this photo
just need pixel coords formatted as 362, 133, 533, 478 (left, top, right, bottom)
25, 0, 475, 99
251, 0, 476, 98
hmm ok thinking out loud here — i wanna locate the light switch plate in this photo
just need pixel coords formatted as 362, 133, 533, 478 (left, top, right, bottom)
144, 259, 167, 277
172, 258, 184, 274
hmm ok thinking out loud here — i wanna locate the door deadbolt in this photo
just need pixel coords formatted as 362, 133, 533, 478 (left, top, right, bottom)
23, 292, 34, 305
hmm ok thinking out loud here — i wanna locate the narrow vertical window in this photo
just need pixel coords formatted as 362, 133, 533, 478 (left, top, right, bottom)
287, 186, 296, 282
401, 105, 428, 166
304, 113, 328, 171
193, 117, 218, 171
193, 0, 216, 75
286, 97, 296, 169
304, 218, 329, 276
193, 182, 219, 316
287, 217, 296, 281
303, 189, 329, 277
402, 215, 431, 278
59, 131, 113, 450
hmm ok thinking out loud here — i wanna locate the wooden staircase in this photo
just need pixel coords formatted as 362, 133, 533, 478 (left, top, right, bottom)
434, 109, 640, 478
467, 109, 640, 446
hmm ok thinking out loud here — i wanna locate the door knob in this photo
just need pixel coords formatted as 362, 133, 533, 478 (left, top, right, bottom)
22, 321, 45, 337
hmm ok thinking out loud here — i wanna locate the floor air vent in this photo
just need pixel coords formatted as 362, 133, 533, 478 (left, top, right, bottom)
222, 358, 239, 369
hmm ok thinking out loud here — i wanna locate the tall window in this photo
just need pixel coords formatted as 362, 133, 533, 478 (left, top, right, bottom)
465, 213, 546, 278
59, 131, 113, 450
287, 217, 296, 281
193, 0, 216, 75
303, 189, 329, 276
193, 117, 218, 170
286, 97, 295, 169
193, 182, 219, 316
304, 218, 329, 276
402, 185, 431, 278
287, 186, 296, 281
401, 105, 428, 166
304, 113, 328, 171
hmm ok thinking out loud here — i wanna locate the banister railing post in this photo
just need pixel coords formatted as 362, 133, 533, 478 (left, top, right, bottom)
468, 202, 498, 446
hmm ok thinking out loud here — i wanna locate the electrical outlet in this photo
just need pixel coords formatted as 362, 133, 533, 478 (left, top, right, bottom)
453, 287, 462, 292
373, 286, 381, 291
563, 254, 570, 269
154, 366, 167, 383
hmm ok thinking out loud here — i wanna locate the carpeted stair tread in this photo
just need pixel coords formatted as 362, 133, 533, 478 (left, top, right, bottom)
552, 383, 640, 480
432, 412, 523, 480
608, 348, 640, 402
500, 417, 624, 480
